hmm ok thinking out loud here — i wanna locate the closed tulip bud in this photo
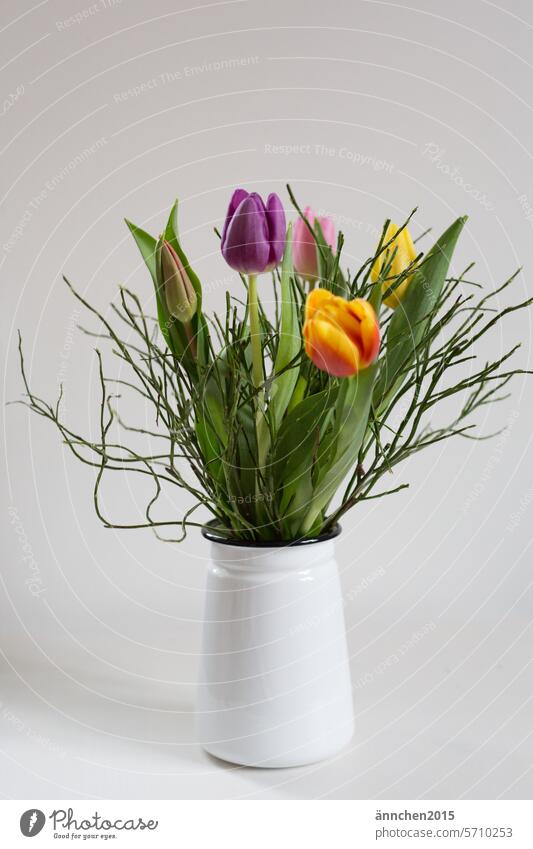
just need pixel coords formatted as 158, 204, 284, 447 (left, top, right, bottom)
303, 288, 380, 378
293, 207, 336, 281
160, 240, 197, 323
221, 188, 286, 275
371, 222, 417, 308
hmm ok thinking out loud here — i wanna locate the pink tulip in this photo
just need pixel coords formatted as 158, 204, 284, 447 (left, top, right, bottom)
292, 207, 336, 281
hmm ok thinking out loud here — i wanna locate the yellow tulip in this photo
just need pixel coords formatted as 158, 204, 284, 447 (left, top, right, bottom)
303, 288, 380, 378
371, 222, 417, 308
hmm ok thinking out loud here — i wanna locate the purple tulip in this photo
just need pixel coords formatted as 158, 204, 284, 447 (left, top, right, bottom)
221, 189, 286, 274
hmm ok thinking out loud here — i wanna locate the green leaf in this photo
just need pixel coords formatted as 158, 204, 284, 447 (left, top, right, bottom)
154, 235, 191, 360
198, 351, 237, 463
125, 220, 172, 348
300, 364, 378, 533
125, 219, 158, 282
287, 374, 307, 413
374, 216, 467, 407
162, 200, 210, 368
224, 405, 258, 522
269, 225, 301, 429
310, 421, 339, 489
315, 219, 348, 295
279, 470, 315, 538
269, 387, 337, 537
163, 200, 203, 309
270, 387, 335, 487
255, 227, 301, 474
195, 414, 224, 486
125, 215, 195, 363
368, 276, 383, 315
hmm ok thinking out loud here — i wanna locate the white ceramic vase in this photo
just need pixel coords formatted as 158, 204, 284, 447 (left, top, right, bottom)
197, 524, 354, 768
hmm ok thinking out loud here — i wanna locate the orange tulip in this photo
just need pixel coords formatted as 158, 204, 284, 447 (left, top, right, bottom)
303, 288, 380, 377
371, 222, 417, 308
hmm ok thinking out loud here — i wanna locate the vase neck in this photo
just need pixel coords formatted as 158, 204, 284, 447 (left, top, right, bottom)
208, 539, 337, 573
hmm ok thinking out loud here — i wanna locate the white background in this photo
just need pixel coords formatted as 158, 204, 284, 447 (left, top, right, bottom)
1, 0, 532, 799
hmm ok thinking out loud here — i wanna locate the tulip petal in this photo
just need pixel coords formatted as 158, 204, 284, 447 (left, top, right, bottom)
347, 299, 381, 365
374, 216, 467, 405
370, 222, 398, 283
303, 289, 380, 377
293, 212, 318, 279
265, 193, 286, 267
304, 318, 360, 377
292, 208, 336, 280
221, 188, 249, 245
371, 222, 418, 308
305, 287, 334, 321
383, 225, 417, 307
317, 215, 336, 250
221, 194, 270, 273
161, 240, 197, 322
321, 299, 363, 341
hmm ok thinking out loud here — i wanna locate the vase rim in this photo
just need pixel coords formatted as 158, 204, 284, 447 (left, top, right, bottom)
201, 520, 341, 548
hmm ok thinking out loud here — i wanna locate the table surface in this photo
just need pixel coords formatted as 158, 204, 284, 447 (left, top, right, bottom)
1, 597, 531, 800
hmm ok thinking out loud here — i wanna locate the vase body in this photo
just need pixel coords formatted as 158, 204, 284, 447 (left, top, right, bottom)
197, 532, 354, 768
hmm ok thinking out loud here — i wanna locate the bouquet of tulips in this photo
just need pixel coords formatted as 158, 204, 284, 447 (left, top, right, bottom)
18, 186, 531, 542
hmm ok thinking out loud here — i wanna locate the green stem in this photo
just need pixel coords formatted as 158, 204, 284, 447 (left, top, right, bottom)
183, 320, 197, 359
248, 274, 268, 491
248, 274, 263, 390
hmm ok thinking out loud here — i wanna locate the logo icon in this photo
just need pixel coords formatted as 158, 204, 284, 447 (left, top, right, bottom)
20, 809, 46, 837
